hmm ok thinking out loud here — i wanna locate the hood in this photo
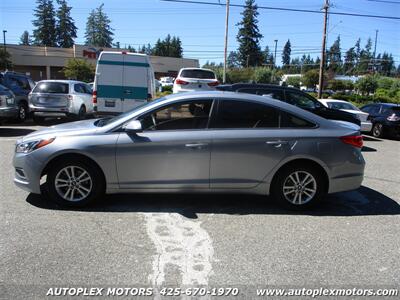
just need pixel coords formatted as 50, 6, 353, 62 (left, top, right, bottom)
21, 119, 99, 142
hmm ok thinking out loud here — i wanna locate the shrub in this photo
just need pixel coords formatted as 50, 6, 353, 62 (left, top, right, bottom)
355, 75, 379, 96
286, 76, 301, 88
63, 58, 95, 82
162, 85, 173, 92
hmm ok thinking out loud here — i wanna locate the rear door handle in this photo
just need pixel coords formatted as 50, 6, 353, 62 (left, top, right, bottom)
266, 140, 289, 145
185, 143, 208, 148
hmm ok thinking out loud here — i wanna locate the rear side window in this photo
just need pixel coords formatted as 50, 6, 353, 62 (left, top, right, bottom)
280, 111, 315, 128
33, 82, 69, 94
381, 106, 400, 116
180, 69, 216, 79
8, 76, 30, 90
74, 84, 85, 93
286, 91, 317, 110
212, 100, 280, 128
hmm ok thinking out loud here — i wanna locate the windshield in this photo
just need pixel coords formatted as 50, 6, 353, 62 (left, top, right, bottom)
180, 69, 216, 79
95, 96, 169, 127
327, 101, 359, 111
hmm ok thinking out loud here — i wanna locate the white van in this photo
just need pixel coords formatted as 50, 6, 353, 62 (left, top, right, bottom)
93, 51, 156, 115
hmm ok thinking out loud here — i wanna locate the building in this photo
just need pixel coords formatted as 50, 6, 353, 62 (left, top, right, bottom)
5, 44, 199, 81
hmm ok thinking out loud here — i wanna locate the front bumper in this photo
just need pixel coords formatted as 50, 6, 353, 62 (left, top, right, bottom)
0, 106, 18, 119
13, 151, 43, 194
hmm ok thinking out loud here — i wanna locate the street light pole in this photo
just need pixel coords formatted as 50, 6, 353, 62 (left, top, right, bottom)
223, 0, 230, 84
318, 0, 329, 99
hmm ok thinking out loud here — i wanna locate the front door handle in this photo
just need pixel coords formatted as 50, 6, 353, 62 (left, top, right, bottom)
266, 140, 289, 146
185, 143, 208, 148
124, 90, 132, 94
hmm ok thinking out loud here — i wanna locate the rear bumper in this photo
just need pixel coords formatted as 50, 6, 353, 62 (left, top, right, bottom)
30, 104, 74, 117
0, 106, 18, 119
360, 121, 372, 132
328, 174, 364, 194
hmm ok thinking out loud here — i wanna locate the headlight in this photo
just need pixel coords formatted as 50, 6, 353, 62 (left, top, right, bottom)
6, 97, 14, 105
16, 138, 55, 153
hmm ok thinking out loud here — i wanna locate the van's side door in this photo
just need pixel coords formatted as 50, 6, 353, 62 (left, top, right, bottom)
122, 54, 149, 112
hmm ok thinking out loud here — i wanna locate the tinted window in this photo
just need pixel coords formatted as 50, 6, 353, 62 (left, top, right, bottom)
138, 100, 213, 131
280, 111, 315, 128
286, 92, 318, 110
84, 84, 92, 94
360, 105, 372, 113
381, 106, 400, 116
213, 100, 279, 129
327, 101, 359, 111
368, 105, 381, 115
180, 69, 216, 79
74, 84, 85, 93
33, 82, 69, 94
9, 76, 30, 90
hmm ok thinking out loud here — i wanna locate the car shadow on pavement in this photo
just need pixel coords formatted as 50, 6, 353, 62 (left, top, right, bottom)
362, 136, 383, 142
361, 146, 377, 152
26, 185, 400, 218
0, 128, 36, 137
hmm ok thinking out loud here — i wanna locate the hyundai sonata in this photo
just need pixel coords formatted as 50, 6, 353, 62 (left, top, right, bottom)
13, 91, 365, 208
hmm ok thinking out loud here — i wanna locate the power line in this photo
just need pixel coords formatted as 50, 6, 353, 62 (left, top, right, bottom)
160, 0, 400, 20
366, 0, 400, 4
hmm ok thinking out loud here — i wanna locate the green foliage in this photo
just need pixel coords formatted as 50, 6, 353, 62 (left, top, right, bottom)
155, 90, 173, 98
85, 4, 114, 47
327, 35, 342, 73
152, 35, 183, 58
32, 0, 57, 46
356, 75, 378, 95
326, 79, 349, 91
63, 59, 95, 82
302, 69, 320, 88
56, 0, 77, 48
19, 31, 32, 45
227, 51, 240, 68
0, 49, 12, 69
286, 76, 301, 88
263, 46, 274, 67
236, 0, 264, 67
161, 85, 173, 93
282, 39, 291, 67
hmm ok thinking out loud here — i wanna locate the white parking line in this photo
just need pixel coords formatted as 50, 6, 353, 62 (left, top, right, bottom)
144, 212, 214, 297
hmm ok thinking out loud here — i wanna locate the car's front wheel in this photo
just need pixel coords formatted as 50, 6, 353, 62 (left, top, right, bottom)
272, 164, 326, 209
46, 159, 104, 207
372, 123, 384, 138
15, 103, 28, 123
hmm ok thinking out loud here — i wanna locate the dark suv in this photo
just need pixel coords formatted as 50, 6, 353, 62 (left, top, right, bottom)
0, 71, 35, 122
360, 103, 400, 138
216, 83, 360, 126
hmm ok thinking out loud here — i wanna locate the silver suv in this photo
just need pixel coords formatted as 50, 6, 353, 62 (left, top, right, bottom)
29, 80, 93, 123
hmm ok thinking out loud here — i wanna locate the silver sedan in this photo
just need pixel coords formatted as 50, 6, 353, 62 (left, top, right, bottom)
13, 91, 365, 208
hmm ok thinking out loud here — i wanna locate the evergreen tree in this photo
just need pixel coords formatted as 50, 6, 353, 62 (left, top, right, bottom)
343, 47, 356, 74
0, 49, 12, 69
227, 51, 240, 68
263, 46, 274, 67
32, 0, 57, 46
358, 38, 373, 74
171, 36, 183, 58
19, 31, 32, 45
85, 4, 114, 47
380, 52, 395, 76
236, 0, 264, 67
152, 35, 182, 57
56, 0, 77, 48
282, 39, 291, 67
327, 35, 342, 73
300, 54, 315, 73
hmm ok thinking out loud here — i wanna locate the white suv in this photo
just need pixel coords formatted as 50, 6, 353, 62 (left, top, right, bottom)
173, 68, 219, 93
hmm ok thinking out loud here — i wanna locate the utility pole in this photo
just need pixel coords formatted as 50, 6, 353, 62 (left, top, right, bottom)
373, 29, 379, 73
318, 0, 329, 99
274, 39, 278, 68
223, 0, 230, 84
2, 30, 6, 51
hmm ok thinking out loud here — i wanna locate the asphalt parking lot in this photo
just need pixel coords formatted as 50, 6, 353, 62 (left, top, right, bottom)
1, 121, 399, 299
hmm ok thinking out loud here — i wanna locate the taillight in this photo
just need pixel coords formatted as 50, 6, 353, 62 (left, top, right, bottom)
387, 113, 400, 121
175, 79, 188, 85
340, 135, 363, 148
207, 81, 219, 87
92, 91, 97, 104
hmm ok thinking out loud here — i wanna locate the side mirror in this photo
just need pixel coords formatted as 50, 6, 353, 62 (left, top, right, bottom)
124, 120, 142, 133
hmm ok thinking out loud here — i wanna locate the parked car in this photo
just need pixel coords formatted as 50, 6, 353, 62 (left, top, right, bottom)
216, 83, 361, 126
13, 91, 365, 208
173, 68, 219, 93
29, 80, 93, 123
360, 103, 400, 138
0, 84, 17, 123
93, 51, 156, 115
0, 71, 35, 122
319, 99, 372, 133
160, 76, 174, 88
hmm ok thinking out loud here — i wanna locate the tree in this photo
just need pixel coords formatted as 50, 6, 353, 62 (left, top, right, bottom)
63, 58, 95, 82
170, 36, 183, 58
357, 38, 373, 74
282, 39, 291, 67
263, 46, 274, 67
300, 54, 315, 73
286, 76, 302, 88
356, 75, 378, 95
327, 35, 342, 73
0, 49, 12, 69
152, 35, 182, 57
380, 52, 395, 76
56, 0, 77, 48
32, 0, 57, 46
302, 69, 321, 88
19, 31, 32, 45
343, 47, 356, 74
236, 0, 264, 67
227, 51, 240, 68
85, 4, 114, 47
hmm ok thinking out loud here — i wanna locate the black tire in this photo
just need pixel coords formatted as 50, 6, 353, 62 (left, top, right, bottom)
15, 103, 28, 123
33, 115, 46, 124
272, 163, 326, 209
77, 105, 86, 120
46, 159, 105, 207
372, 123, 384, 138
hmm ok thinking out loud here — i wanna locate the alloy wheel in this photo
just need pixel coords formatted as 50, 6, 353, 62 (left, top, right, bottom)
282, 171, 317, 205
54, 166, 93, 202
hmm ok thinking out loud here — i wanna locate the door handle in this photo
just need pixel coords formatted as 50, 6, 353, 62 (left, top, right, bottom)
266, 140, 289, 145
124, 90, 132, 94
185, 143, 208, 148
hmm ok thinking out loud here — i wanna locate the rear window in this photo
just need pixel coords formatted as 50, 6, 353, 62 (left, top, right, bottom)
180, 69, 216, 79
327, 101, 358, 111
33, 82, 69, 94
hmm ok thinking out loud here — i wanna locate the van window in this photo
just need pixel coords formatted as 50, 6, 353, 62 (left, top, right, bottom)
74, 84, 86, 94
180, 69, 216, 79
33, 82, 69, 94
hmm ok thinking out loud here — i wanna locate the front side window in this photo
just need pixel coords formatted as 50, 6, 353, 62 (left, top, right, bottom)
212, 100, 279, 129
286, 92, 318, 110
327, 101, 358, 111
138, 99, 213, 131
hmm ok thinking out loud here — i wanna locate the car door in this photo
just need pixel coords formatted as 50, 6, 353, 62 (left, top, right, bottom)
209, 99, 293, 189
116, 98, 214, 189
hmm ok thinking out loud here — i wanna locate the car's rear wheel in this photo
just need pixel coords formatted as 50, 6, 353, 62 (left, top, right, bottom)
46, 160, 104, 207
77, 105, 86, 120
372, 123, 384, 138
272, 164, 326, 209
15, 103, 28, 123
